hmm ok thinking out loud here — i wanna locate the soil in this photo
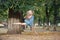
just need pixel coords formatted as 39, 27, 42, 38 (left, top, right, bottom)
0, 32, 60, 40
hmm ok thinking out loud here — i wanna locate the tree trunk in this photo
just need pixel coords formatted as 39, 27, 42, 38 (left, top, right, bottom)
8, 8, 24, 34
53, 0, 58, 31
45, 4, 50, 30
45, 4, 49, 26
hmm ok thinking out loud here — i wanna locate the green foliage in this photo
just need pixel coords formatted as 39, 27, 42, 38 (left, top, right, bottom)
0, 0, 60, 23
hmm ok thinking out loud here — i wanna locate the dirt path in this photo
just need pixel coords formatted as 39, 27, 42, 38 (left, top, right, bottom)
0, 32, 60, 40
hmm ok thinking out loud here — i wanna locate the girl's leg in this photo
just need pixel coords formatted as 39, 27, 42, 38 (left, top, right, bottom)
30, 27, 32, 30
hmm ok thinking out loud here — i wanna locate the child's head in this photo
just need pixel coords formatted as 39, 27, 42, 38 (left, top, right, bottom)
25, 10, 34, 19
26, 10, 34, 16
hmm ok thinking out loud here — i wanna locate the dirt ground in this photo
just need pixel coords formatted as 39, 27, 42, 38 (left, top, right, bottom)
0, 26, 60, 40
0, 32, 60, 40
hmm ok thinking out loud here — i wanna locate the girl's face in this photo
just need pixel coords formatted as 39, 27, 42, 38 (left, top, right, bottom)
25, 10, 33, 19
27, 10, 33, 16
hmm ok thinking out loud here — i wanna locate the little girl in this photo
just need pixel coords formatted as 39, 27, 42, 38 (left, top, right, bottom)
24, 10, 34, 30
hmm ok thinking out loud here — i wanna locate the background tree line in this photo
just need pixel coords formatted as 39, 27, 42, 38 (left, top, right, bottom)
0, 0, 60, 26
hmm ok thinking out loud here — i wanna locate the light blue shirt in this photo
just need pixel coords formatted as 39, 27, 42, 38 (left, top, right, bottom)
24, 16, 34, 27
